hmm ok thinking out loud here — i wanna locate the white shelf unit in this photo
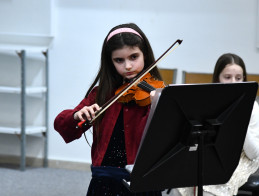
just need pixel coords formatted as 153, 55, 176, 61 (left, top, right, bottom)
0, 86, 47, 94
0, 33, 53, 171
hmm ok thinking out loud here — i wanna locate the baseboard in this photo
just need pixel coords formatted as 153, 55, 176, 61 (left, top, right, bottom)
49, 158, 91, 171
0, 154, 91, 171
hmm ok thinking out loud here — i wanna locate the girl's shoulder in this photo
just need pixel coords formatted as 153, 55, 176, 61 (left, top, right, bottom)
82, 86, 99, 105
253, 101, 259, 112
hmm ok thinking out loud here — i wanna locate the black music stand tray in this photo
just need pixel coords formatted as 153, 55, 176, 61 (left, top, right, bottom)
123, 82, 258, 196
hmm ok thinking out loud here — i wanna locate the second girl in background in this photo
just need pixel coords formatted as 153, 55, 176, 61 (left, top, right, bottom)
178, 53, 259, 196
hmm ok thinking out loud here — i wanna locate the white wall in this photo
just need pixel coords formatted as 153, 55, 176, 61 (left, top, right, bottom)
0, 0, 51, 35
0, 0, 259, 165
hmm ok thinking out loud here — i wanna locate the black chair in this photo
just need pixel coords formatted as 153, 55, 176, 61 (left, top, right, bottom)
237, 168, 259, 196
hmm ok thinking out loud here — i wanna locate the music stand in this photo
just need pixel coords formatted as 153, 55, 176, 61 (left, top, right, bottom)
123, 82, 258, 196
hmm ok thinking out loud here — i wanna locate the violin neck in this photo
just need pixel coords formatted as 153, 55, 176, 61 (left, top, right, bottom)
137, 81, 156, 93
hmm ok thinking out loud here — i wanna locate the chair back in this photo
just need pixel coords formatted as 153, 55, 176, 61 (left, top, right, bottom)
159, 68, 177, 85
247, 74, 259, 97
182, 71, 213, 84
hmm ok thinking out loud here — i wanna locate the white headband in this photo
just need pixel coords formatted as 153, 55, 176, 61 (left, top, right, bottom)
106, 27, 143, 42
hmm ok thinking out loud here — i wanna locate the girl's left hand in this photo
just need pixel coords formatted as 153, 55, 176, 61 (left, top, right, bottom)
150, 90, 156, 103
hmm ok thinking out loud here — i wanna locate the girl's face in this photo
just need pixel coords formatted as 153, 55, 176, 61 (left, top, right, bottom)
219, 64, 244, 83
111, 46, 144, 80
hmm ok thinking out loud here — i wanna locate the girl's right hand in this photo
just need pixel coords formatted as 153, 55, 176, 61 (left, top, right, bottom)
73, 104, 101, 122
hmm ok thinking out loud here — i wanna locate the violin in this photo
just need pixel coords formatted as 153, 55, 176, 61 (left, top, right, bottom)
115, 73, 165, 106
77, 39, 183, 129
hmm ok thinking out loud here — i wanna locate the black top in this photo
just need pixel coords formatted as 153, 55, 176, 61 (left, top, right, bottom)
101, 109, 127, 168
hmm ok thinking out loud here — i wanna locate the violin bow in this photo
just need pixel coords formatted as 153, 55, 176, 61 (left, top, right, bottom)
77, 39, 183, 128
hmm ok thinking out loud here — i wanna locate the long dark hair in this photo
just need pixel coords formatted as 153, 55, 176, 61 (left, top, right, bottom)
85, 23, 162, 129
212, 53, 247, 83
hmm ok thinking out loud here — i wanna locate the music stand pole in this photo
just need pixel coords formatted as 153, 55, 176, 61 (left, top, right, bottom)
197, 130, 204, 196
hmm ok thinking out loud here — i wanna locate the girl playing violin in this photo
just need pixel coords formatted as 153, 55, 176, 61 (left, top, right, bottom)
54, 23, 164, 196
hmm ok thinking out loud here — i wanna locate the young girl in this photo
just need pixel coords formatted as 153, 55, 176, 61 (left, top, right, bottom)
178, 53, 259, 196
54, 23, 164, 196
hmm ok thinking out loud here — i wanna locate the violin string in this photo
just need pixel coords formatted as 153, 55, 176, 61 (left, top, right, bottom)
89, 39, 182, 124
137, 81, 155, 92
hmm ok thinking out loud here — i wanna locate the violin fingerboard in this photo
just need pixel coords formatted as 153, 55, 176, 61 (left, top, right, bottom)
137, 81, 156, 92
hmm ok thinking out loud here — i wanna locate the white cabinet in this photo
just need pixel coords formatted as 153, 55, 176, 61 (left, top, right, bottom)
0, 33, 53, 171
